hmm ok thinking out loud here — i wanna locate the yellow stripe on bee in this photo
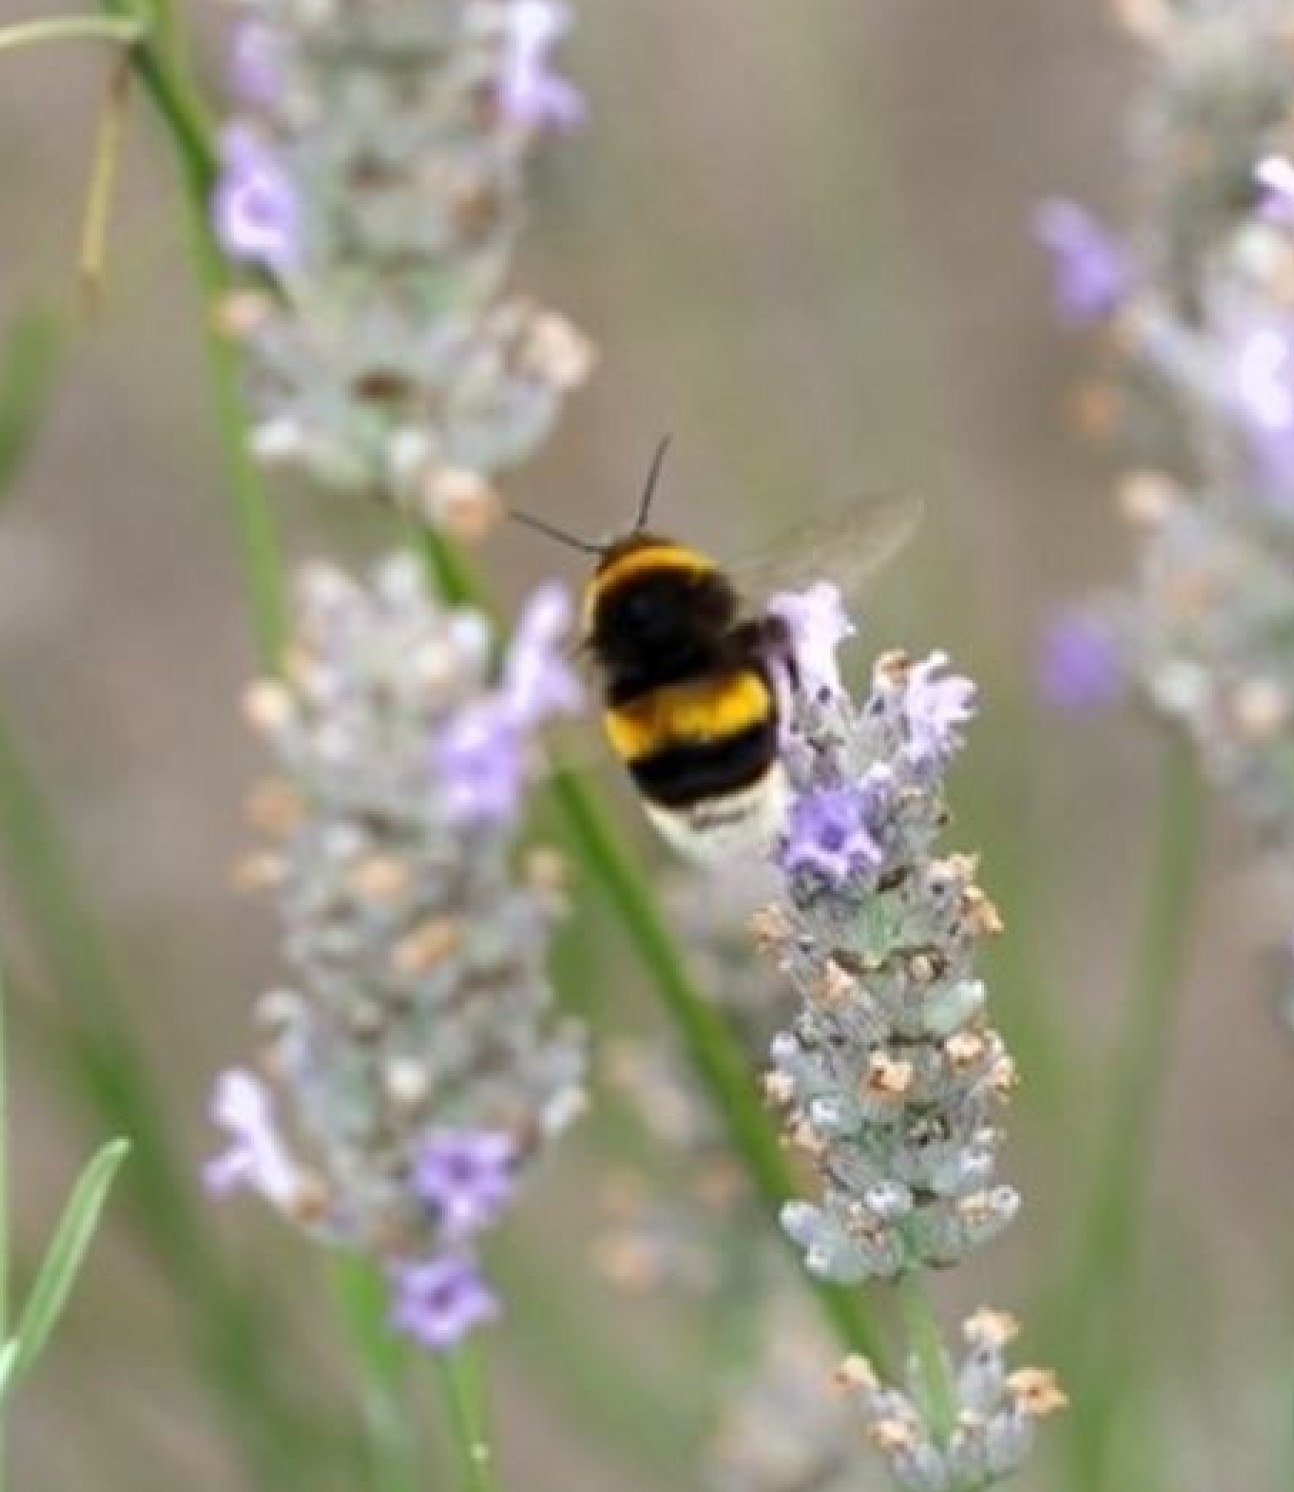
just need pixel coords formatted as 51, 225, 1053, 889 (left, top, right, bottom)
603, 671, 772, 762
581, 542, 717, 632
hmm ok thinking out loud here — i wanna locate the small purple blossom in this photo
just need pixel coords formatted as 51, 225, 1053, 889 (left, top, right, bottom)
1256, 155, 1294, 223
1033, 198, 1132, 326
433, 699, 525, 828
499, 0, 586, 132
768, 581, 855, 700
391, 1255, 501, 1353
903, 653, 976, 771
412, 1130, 516, 1240
204, 1068, 300, 1208
228, 20, 284, 109
501, 582, 583, 727
779, 769, 892, 886
1221, 307, 1294, 503
213, 125, 300, 274
1037, 609, 1126, 713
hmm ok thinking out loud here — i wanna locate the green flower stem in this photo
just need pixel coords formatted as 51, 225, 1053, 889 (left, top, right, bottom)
332, 1257, 421, 1492
436, 1342, 498, 1492
897, 1273, 956, 1448
100, 0, 216, 196
1058, 733, 1201, 1490
0, 309, 61, 500
0, 961, 8, 1492
420, 529, 889, 1371
98, 0, 283, 663
0, 14, 143, 54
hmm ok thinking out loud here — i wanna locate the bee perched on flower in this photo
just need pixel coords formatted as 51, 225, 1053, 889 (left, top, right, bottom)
515, 441, 922, 862
206, 555, 586, 1352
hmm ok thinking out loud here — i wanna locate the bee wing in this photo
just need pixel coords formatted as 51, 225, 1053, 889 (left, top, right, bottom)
732, 490, 924, 610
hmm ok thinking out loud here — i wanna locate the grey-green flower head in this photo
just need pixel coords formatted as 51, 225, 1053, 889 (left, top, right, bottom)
206, 555, 586, 1348
213, 0, 594, 526
759, 587, 1016, 1283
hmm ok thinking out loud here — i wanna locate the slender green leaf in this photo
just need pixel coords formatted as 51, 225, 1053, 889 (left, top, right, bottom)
0, 1339, 18, 1404
0, 309, 60, 500
9, 1138, 128, 1383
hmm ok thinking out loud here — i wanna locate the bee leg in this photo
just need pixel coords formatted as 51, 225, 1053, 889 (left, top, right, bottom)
734, 615, 798, 690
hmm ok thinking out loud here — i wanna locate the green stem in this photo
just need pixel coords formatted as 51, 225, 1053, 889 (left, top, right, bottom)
896, 1274, 956, 1447
0, 309, 61, 500
0, 14, 142, 53
100, 0, 216, 194
0, 957, 8, 1492
1058, 733, 1200, 1490
436, 1343, 498, 1492
332, 1257, 421, 1492
103, 2, 283, 663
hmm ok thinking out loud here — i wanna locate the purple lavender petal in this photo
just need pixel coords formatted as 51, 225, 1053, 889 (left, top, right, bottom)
903, 653, 977, 771
501, 582, 582, 727
204, 1068, 300, 1207
499, 0, 586, 132
390, 1255, 501, 1352
412, 1130, 516, 1240
1256, 155, 1294, 224
780, 772, 891, 886
229, 19, 285, 108
213, 125, 301, 274
768, 582, 855, 700
433, 698, 526, 827
1033, 198, 1132, 326
1221, 306, 1294, 508
1037, 610, 1126, 713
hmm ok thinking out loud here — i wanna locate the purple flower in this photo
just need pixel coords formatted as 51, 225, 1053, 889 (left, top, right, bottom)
500, 582, 583, 727
228, 20, 284, 108
412, 1130, 516, 1240
1221, 306, 1294, 504
499, 0, 586, 132
1033, 198, 1132, 326
213, 125, 300, 274
433, 698, 525, 828
1037, 609, 1125, 713
768, 581, 856, 700
390, 1255, 500, 1352
780, 769, 892, 886
203, 1068, 301, 1208
1256, 155, 1294, 224
903, 653, 976, 771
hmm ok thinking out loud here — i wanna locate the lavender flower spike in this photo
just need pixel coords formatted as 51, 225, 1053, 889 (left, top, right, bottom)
1039, 3, 1294, 987
755, 584, 1061, 1488
208, 556, 586, 1351
213, 0, 594, 513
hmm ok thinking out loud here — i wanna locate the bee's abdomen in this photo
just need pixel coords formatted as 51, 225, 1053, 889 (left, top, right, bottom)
603, 669, 778, 809
627, 719, 778, 807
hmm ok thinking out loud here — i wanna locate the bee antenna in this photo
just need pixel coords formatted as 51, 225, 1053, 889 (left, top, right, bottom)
633, 434, 673, 531
508, 506, 605, 556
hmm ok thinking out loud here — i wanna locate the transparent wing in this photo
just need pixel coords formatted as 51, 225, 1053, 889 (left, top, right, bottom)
731, 490, 924, 610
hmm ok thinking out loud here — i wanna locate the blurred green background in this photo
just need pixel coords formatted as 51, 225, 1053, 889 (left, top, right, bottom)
1, 2, 1291, 1489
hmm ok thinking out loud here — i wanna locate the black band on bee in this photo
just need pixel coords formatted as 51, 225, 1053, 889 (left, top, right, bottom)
627, 718, 778, 808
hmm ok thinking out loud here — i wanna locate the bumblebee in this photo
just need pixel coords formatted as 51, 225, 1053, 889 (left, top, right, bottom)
514, 441, 916, 861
